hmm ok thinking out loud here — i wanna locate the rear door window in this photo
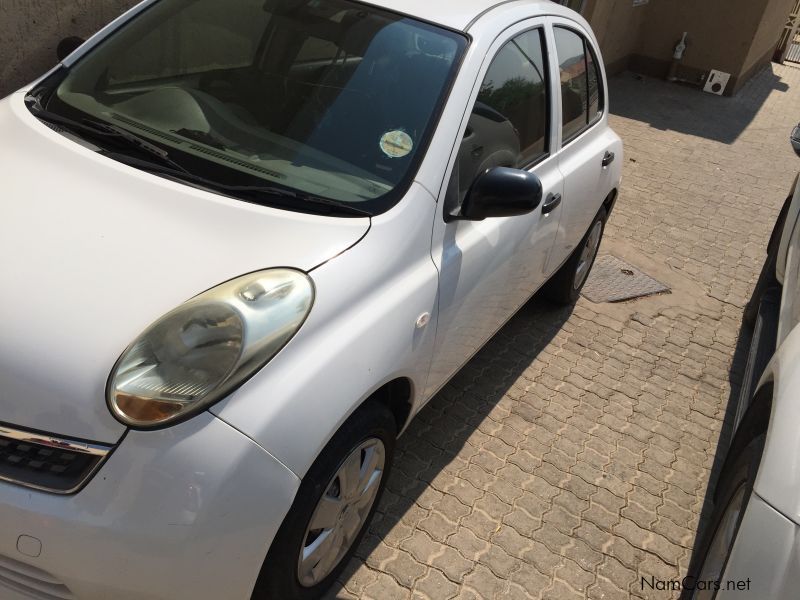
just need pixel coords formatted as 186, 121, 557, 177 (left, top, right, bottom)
554, 27, 604, 144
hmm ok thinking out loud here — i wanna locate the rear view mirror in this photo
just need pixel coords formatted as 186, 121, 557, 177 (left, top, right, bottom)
56, 36, 85, 61
458, 167, 543, 221
792, 124, 800, 158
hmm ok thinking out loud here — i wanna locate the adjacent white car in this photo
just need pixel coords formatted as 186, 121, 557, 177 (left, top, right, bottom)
686, 131, 800, 600
0, 1, 622, 598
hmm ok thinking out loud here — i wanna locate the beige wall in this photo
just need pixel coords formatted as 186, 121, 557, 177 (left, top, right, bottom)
1, 0, 794, 98
635, 0, 765, 78
583, 0, 650, 72
584, 0, 794, 94
741, 0, 797, 76
0, 0, 139, 97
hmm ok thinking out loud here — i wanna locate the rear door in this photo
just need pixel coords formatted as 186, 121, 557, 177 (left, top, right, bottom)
425, 19, 563, 397
546, 19, 621, 272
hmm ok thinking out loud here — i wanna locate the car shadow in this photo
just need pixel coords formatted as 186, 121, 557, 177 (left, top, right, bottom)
326, 292, 574, 597
610, 64, 790, 145
678, 316, 754, 598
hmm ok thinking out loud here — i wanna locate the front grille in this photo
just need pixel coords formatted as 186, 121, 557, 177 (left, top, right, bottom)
0, 554, 74, 600
0, 426, 111, 494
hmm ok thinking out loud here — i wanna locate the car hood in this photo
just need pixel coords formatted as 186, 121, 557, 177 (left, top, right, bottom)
0, 93, 370, 444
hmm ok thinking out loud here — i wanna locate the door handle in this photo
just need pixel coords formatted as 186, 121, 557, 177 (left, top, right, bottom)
602, 151, 615, 167
542, 193, 562, 215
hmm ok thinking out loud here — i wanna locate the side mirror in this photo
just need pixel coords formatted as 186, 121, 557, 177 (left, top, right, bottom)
458, 167, 543, 221
792, 124, 800, 158
56, 36, 85, 61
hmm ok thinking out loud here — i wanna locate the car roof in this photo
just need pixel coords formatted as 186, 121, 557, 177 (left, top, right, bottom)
359, 0, 572, 32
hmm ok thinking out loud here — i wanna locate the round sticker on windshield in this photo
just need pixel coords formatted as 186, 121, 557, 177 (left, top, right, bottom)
380, 130, 413, 159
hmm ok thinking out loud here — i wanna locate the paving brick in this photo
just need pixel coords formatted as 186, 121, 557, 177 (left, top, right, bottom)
555, 559, 595, 593
477, 545, 519, 579
383, 551, 426, 588
418, 511, 459, 543
542, 579, 584, 600
462, 564, 506, 599
400, 530, 441, 564
461, 507, 500, 541
363, 573, 410, 600
447, 527, 490, 561
430, 546, 474, 584
414, 569, 459, 600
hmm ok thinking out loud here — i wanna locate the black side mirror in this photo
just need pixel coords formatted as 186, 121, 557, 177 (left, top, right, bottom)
458, 167, 543, 221
792, 124, 800, 158
56, 36, 85, 61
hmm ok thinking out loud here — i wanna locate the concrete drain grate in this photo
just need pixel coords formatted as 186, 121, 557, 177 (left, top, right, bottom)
582, 255, 670, 303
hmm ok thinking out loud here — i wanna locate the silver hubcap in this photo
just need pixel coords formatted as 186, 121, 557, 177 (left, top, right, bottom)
691, 484, 747, 600
574, 220, 603, 290
297, 439, 385, 587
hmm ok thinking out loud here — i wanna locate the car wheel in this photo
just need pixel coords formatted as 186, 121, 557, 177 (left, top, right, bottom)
684, 435, 765, 600
252, 402, 396, 600
544, 207, 607, 305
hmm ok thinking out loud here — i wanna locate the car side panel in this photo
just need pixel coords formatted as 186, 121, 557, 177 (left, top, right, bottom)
751, 322, 800, 526
211, 184, 440, 477
717, 493, 800, 599
776, 175, 800, 345
774, 174, 800, 286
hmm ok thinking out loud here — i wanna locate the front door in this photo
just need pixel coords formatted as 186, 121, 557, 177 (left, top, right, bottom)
425, 20, 563, 398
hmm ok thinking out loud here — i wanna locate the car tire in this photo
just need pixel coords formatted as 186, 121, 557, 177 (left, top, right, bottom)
544, 207, 607, 305
252, 402, 396, 600
682, 435, 765, 600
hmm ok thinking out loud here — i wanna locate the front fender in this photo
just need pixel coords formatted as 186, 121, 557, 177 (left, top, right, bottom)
210, 184, 440, 478
752, 322, 800, 526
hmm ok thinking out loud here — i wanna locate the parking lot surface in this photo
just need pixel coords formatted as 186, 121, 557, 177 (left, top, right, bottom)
329, 64, 800, 599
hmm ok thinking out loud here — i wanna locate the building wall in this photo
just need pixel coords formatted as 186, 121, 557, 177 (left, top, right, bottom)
583, 0, 650, 74
0, 0, 794, 99
741, 0, 797, 77
585, 0, 794, 95
0, 0, 139, 97
633, 0, 765, 89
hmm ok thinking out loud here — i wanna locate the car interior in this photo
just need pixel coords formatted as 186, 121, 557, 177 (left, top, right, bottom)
55, 1, 461, 196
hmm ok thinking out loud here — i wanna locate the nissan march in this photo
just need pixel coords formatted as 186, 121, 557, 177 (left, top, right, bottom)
0, 1, 622, 598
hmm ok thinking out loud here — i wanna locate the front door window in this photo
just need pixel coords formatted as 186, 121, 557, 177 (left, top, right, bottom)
448, 28, 550, 212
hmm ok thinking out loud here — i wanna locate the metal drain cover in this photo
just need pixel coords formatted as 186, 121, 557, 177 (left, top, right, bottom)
582, 255, 670, 303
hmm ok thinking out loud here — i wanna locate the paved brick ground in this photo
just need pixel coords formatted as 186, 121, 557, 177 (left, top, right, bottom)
327, 63, 800, 600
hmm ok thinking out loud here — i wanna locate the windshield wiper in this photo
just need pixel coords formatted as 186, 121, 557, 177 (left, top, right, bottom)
173, 128, 228, 151
26, 100, 371, 218
99, 153, 373, 218
27, 102, 189, 174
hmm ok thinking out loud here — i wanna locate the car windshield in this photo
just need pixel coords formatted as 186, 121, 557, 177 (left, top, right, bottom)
46, 0, 466, 214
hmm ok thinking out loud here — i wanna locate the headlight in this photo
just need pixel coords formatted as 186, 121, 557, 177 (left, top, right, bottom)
107, 269, 314, 428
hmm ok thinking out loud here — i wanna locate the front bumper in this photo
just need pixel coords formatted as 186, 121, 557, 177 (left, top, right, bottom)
716, 493, 800, 599
0, 413, 299, 600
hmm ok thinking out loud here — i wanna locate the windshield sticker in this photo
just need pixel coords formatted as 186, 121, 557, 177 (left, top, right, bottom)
380, 130, 413, 159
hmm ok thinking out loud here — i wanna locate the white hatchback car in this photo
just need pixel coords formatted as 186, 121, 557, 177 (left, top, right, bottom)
683, 130, 800, 600
0, 1, 622, 598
